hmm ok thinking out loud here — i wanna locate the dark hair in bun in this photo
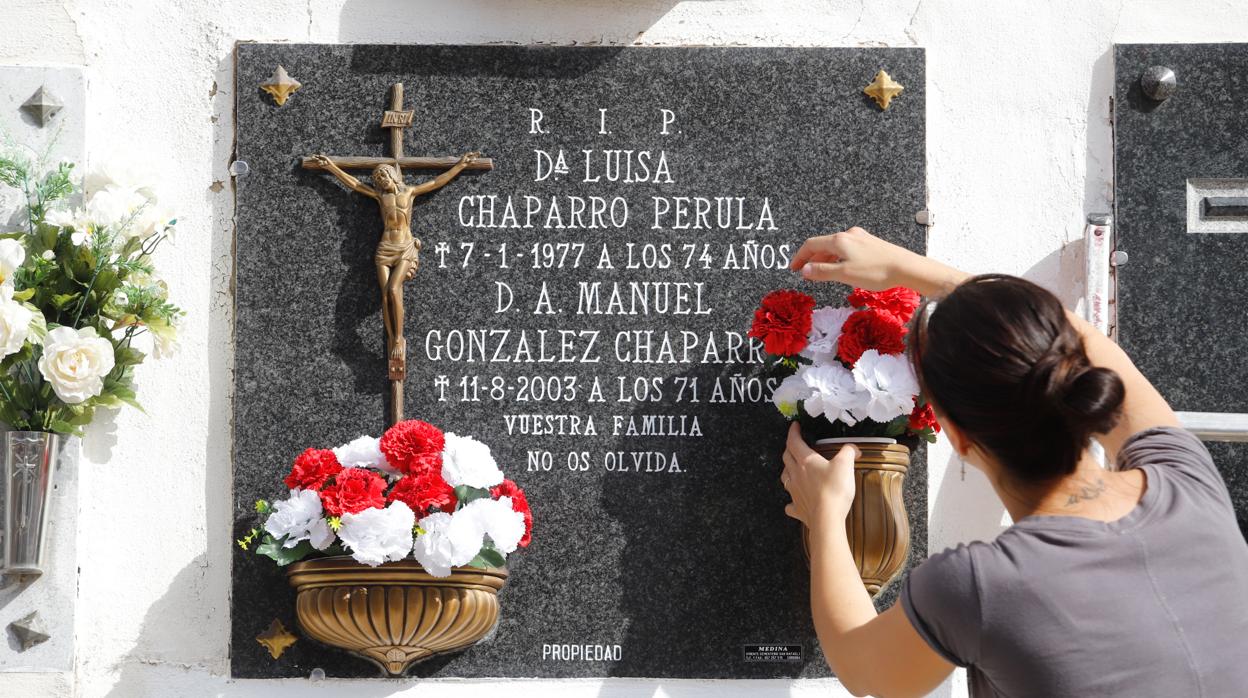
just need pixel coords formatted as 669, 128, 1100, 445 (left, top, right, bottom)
910, 274, 1124, 483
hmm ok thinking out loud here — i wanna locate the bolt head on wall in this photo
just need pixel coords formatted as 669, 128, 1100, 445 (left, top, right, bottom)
8, 611, 51, 651
20, 86, 63, 126
1140, 65, 1177, 102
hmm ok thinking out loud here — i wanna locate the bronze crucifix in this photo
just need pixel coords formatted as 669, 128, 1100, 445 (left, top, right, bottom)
302, 83, 493, 424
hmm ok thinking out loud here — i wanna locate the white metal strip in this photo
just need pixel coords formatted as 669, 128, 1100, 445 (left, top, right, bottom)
1083, 214, 1112, 335
1178, 412, 1248, 443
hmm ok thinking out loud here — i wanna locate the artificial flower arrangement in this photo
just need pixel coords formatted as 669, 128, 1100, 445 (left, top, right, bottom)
240, 419, 533, 577
0, 152, 182, 434
749, 286, 940, 443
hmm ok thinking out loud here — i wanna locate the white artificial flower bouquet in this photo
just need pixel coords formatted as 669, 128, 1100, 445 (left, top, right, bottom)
749, 286, 939, 442
240, 419, 533, 577
0, 151, 182, 434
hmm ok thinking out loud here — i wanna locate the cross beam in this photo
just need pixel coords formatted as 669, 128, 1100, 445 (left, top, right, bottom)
301, 155, 494, 171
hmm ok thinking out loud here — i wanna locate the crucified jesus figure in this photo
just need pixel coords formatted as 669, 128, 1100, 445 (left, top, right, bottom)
308, 151, 480, 378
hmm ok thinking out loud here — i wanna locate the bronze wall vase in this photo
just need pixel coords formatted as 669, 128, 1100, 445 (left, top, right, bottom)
286, 557, 507, 676
806, 440, 911, 596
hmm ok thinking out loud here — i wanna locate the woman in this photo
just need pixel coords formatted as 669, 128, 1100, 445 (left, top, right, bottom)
780, 227, 1248, 697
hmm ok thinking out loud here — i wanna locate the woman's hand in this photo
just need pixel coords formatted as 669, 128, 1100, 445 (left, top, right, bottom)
790, 227, 967, 296
781, 423, 858, 526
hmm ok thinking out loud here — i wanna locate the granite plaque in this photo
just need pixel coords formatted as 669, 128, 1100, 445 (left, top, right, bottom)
232, 44, 927, 679
1114, 44, 1248, 535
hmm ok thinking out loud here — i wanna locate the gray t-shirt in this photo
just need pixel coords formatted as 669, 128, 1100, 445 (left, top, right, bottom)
901, 427, 1248, 697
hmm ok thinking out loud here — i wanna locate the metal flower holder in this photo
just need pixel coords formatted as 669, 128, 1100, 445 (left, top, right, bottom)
2, 431, 64, 575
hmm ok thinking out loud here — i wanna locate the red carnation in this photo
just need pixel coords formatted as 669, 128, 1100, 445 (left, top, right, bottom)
284, 448, 343, 491
379, 420, 445, 476
848, 286, 922, 324
387, 470, 457, 517
491, 479, 533, 548
837, 308, 907, 364
320, 468, 387, 516
909, 402, 941, 433
748, 289, 816, 357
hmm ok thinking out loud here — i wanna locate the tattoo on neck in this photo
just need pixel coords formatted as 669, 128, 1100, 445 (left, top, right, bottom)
1065, 478, 1107, 507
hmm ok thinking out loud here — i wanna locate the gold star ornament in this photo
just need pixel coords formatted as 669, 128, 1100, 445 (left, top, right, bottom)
260, 65, 302, 107
256, 618, 297, 659
864, 70, 904, 110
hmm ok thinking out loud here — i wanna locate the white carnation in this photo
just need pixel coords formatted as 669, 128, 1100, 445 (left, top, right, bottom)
802, 307, 853, 365
441, 432, 504, 489
461, 496, 525, 555
0, 238, 25, 288
771, 371, 811, 419
338, 502, 416, 567
413, 510, 485, 578
852, 349, 920, 423
446, 508, 487, 561
264, 489, 335, 550
37, 325, 116, 404
802, 362, 870, 426
333, 435, 398, 476
413, 512, 455, 577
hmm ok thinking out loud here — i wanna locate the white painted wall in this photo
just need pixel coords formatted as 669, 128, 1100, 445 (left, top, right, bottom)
0, 0, 1245, 696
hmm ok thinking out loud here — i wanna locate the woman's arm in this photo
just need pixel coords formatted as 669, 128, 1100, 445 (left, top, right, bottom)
792, 227, 1179, 460
790, 227, 968, 295
783, 424, 955, 697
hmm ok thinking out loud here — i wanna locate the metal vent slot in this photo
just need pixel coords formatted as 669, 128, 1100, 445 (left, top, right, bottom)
1202, 196, 1248, 219
1187, 179, 1248, 232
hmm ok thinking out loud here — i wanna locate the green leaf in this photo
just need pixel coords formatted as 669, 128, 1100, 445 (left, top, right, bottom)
467, 547, 506, 569
479, 547, 506, 568
90, 392, 124, 409
453, 485, 491, 507
12, 380, 35, 411
25, 308, 46, 340
883, 414, 908, 437
114, 346, 146, 367
39, 224, 58, 250
0, 344, 33, 370
11, 288, 34, 302
108, 384, 142, 410
120, 236, 142, 258
93, 269, 119, 295
255, 536, 315, 567
47, 419, 81, 436
51, 292, 79, 310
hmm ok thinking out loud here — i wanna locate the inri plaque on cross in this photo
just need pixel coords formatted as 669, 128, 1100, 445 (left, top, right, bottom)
302, 83, 493, 424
